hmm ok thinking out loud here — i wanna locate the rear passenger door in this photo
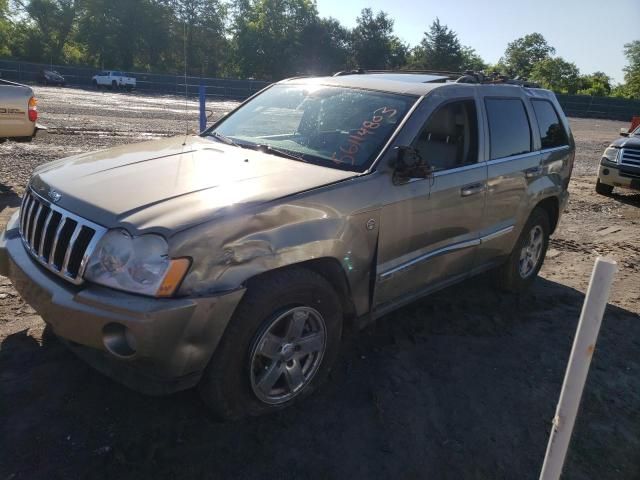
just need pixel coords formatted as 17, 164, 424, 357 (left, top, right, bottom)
475, 94, 542, 269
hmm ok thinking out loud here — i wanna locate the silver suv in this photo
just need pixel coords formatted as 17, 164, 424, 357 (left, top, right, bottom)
0, 72, 574, 419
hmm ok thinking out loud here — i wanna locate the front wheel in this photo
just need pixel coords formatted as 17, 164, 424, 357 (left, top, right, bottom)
198, 268, 343, 420
496, 207, 550, 293
595, 179, 614, 196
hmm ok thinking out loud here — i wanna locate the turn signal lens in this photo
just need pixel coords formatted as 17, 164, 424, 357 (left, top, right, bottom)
156, 258, 190, 297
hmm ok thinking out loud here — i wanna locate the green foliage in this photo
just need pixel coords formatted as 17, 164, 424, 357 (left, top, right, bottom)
501, 33, 555, 78
0, 0, 13, 57
530, 57, 580, 94
619, 40, 640, 99
409, 18, 463, 71
233, 0, 320, 79
0, 0, 631, 101
351, 8, 405, 69
577, 72, 611, 97
461, 46, 487, 71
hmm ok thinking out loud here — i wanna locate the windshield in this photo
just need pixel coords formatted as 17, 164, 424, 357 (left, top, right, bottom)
206, 84, 416, 172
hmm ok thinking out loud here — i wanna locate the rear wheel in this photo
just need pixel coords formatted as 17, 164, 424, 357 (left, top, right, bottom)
595, 179, 614, 196
198, 268, 343, 420
496, 207, 550, 293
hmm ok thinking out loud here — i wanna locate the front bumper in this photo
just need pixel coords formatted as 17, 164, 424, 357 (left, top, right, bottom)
0, 218, 245, 395
598, 162, 640, 191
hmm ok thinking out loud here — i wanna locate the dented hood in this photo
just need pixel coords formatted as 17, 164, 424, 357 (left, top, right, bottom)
29, 136, 357, 235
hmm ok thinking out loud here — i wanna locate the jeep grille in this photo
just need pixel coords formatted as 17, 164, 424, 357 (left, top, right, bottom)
19, 189, 106, 285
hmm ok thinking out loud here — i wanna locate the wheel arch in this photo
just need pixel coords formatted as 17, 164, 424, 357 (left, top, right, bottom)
244, 257, 358, 325
534, 196, 560, 234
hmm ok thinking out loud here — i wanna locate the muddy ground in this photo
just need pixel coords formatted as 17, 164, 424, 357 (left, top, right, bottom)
0, 87, 639, 479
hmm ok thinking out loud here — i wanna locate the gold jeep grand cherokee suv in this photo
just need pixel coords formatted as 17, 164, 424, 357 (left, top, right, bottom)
0, 72, 574, 419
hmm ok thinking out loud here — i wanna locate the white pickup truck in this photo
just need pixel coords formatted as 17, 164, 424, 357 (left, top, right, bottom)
92, 71, 136, 91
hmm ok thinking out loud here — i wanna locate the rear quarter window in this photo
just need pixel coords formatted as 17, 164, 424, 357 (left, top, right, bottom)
531, 99, 568, 149
485, 98, 532, 160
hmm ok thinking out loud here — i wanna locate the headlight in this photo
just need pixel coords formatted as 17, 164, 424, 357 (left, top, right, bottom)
84, 229, 190, 297
602, 147, 620, 164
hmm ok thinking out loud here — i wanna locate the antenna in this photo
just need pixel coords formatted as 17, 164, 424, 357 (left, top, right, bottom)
182, 19, 189, 145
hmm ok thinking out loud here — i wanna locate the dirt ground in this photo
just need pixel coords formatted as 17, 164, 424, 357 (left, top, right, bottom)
1, 87, 639, 480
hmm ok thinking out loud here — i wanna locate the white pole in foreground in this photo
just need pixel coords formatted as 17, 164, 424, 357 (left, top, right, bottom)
539, 257, 618, 480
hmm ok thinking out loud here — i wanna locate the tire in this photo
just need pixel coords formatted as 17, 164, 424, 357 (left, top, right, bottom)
198, 268, 343, 420
111, 80, 118, 90
125, 85, 132, 92
496, 207, 550, 293
92, 80, 99, 89
595, 179, 614, 196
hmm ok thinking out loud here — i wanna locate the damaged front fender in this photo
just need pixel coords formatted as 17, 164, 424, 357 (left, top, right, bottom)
170, 176, 384, 317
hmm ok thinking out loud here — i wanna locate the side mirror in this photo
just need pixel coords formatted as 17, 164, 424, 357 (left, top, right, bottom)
392, 145, 433, 183
620, 128, 629, 137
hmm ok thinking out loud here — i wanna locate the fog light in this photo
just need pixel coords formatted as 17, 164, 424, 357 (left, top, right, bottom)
603, 169, 610, 175
103, 323, 137, 358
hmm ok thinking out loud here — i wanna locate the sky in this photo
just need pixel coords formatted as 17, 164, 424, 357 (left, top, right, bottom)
316, 0, 640, 84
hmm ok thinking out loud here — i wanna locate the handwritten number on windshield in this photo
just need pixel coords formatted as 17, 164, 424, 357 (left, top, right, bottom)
331, 107, 397, 165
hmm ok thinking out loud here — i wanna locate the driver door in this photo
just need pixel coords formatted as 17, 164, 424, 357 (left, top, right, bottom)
375, 94, 487, 309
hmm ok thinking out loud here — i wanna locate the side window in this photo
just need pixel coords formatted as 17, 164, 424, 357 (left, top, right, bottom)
531, 99, 568, 149
413, 99, 479, 171
485, 98, 531, 159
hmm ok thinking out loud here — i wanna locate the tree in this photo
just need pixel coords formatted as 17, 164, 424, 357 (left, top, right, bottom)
171, 0, 229, 76
11, 0, 79, 63
298, 17, 351, 75
351, 8, 403, 69
577, 71, 612, 96
501, 33, 555, 78
233, 0, 319, 79
530, 57, 580, 94
460, 46, 487, 71
0, 0, 12, 56
410, 18, 463, 71
616, 40, 640, 99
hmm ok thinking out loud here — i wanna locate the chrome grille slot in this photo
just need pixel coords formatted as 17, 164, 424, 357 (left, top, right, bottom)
18, 188, 107, 285
620, 148, 640, 168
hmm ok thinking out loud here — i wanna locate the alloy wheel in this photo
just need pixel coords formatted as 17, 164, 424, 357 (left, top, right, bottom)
249, 306, 327, 404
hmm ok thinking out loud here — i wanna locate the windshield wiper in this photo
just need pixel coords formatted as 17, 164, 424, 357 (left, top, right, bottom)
208, 131, 241, 147
256, 144, 309, 163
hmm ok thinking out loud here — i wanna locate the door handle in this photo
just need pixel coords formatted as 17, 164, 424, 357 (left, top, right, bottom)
460, 183, 485, 197
524, 166, 543, 178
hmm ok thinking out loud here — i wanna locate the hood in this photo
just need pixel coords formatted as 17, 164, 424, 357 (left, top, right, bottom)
30, 136, 358, 235
610, 135, 640, 149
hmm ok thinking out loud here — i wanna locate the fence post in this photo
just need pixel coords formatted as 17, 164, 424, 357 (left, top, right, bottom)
199, 85, 206, 132
539, 257, 617, 480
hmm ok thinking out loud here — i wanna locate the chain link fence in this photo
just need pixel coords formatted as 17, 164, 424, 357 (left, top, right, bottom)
2, 59, 639, 121
0, 59, 270, 101
556, 94, 640, 122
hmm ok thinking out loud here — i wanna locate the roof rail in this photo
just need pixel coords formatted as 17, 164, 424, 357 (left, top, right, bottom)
332, 68, 540, 88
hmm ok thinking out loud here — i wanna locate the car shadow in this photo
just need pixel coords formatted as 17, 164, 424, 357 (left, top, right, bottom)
611, 191, 640, 207
0, 277, 638, 479
0, 183, 22, 211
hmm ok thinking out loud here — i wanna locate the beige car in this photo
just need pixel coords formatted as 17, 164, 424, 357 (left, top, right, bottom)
0, 72, 574, 419
0, 79, 39, 141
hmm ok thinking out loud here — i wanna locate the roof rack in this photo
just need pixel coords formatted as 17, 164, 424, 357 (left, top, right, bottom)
332, 69, 540, 88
